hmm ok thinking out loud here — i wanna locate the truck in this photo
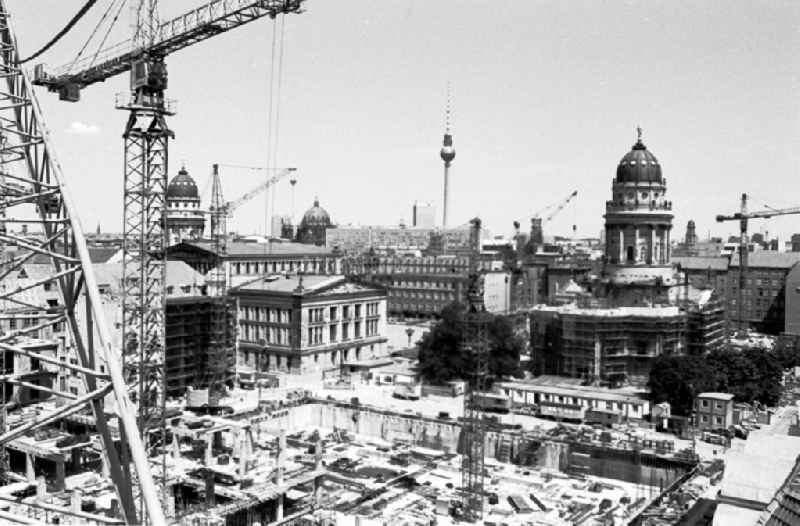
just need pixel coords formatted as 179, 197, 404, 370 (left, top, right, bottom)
393, 382, 421, 400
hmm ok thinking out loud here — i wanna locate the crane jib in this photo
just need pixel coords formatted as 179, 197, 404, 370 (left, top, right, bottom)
31, 0, 306, 101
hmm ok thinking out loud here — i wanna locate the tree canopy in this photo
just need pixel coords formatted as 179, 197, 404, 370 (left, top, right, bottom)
417, 303, 524, 386
648, 347, 784, 415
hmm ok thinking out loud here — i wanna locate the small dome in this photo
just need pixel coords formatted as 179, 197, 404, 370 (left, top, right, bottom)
616, 133, 662, 184
167, 168, 199, 199
301, 198, 332, 227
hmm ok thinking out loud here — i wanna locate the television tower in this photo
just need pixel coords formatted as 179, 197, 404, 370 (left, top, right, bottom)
440, 85, 455, 228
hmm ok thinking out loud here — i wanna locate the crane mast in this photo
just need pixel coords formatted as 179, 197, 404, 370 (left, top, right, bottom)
27, 0, 307, 522
460, 217, 488, 522
0, 2, 163, 523
716, 193, 800, 333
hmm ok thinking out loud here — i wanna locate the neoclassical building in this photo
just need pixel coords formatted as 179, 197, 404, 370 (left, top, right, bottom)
603, 129, 677, 294
165, 167, 206, 245
529, 130, 725, 385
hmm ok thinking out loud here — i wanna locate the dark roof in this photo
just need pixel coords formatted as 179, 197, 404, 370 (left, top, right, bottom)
730, 252, 800, 269
616, 139, 663, 184
671, 256, 729, 271
175, 240, 333, 258
300, 198, 332, 227
88, 246, 119, 263
166, 168, 199, 200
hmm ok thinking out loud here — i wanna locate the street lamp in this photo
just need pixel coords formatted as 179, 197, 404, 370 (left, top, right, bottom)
405, 327, 414, 348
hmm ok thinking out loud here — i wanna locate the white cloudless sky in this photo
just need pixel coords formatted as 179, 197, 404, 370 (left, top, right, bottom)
8, 0, 800, 242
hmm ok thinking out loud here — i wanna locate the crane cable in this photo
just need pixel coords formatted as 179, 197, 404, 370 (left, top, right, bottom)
264, 17, 279, 236
271, 13, 287, 237
67, 0, 124, 73
88, 0, 128, 70
18, 0, 99, 64
263, 14, 287, 237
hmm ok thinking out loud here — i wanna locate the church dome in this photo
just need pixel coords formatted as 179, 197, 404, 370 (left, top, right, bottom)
167, 168, 199, 199
616, 133, 662, 184
300, 198, 332, 227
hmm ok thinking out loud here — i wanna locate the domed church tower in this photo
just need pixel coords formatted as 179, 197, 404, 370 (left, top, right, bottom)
295, 197, 335, 246
165, 167, 206, 245
603, 128, 675, 288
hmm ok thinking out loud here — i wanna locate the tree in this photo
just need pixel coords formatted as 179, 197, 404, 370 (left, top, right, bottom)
773, 337, 800, 370
417, 302, 524, 386
648, 347, 785, 415
707, 347, 783, 406
647, 355, 717, 416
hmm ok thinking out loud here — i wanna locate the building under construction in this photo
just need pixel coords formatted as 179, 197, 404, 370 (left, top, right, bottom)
165, 295, 237, 397
529, 132, 727, 384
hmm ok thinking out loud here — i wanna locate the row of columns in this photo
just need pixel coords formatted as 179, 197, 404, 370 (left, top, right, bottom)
613, 225, 671, 264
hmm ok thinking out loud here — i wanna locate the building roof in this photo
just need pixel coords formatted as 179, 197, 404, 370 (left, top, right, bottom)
697, 392, 734, 401
718, 434, 800, 510
616, 135, 663, 184
729, 251, 800, 269
300, 198, 332, 227
232, 274, 385, 297
174, 240, 333, 258
93, 261, 205, 295
166, 168, 199, 200
533, 303, 683, 318
671, 256, 729, 271
497, 380, 649, 405
236, 274, 340, 293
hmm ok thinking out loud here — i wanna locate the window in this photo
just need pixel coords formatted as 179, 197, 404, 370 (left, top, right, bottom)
354, 321, 362, 338
701, 415, 709, 423
342, 322, 349, 340
701, 399, 709, 408
714, 416, 723, 425
329, 325, 337, 342
343, 305, 350, 319
355, 304, 362, 318
715, 402, 722, 410
329, 306, 337, 321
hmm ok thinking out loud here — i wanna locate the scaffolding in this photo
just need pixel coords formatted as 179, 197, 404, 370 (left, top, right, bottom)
165, 296, 237, 398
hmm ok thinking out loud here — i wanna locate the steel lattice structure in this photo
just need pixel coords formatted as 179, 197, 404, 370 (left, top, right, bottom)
460, 313, 488, 522
118, 87, 173, 471
0, 1, 164, 524
460, 217, 488, 522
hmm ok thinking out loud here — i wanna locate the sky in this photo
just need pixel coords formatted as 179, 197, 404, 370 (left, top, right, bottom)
8, 0, 800, 243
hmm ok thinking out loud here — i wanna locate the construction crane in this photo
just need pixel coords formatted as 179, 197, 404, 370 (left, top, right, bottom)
209, 164, 297, 248
525, 190, 578, 222
460, 217, 489, 522
716, 193, 800, 333
29, 1, 307, 524
514, 190, 578, 252
0, 3, 159, 524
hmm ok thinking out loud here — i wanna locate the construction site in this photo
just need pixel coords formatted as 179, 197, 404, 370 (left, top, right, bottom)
0, 1, 789, 526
